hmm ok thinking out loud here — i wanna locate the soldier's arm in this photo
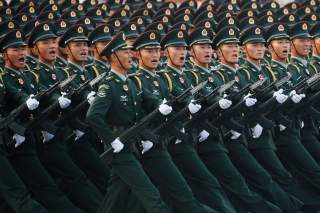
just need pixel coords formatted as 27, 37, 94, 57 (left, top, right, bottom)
86, 81, 115, 144
2, 74, 29, 105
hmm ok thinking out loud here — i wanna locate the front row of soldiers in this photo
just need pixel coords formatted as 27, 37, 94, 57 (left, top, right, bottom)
1, 15, 320, 213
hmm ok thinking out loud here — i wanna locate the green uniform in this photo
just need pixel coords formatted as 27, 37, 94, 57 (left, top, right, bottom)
0, 75, 49, 213
188, 64, 283, 213
159, 65, 237, 212
2, 66, 83, 213
84, 59, 110, 81
63, 62, 110, 195
25, 55, 39, 71
131, 67, 219, 213
34, 61, 106, 212
87, 70, 170, 213
265, 59, 320, 207
54, 55, 68, 69
219, 61, 302, 212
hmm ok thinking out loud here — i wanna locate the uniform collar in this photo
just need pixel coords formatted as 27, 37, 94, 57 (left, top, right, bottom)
68, 61, 84, 72
4, 66, 22, 76
111, 69, 127, 82
56, 55, 68, 65
291, 56, 307, 67
194, 64, 210, 74
38, 60, 54, 71
219, 63, 237, 73
140, 67, 157, 77
271, 59, 288, 69
167, 64, 183, 75
246, 60, 262, 72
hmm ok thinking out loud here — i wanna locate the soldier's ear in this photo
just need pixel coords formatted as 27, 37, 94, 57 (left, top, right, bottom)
2, 51, 8, 61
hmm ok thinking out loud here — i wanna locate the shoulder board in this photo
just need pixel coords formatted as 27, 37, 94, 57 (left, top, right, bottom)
105, 75, 114, 81
84, 63, 94, 68
156, 69, 167, 74
127, 72, 141, 77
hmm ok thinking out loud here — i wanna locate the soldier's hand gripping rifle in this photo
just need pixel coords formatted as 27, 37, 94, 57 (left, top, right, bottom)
240, 74, 292, 128
0, 76, 73, 132
21, 74, 77, 133
100, 81, 208, 158
54, 72, 107, 126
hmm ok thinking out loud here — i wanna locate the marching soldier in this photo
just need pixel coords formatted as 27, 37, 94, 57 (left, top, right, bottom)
158, 28, 237, 213
212, 25, 303, 212
27, 22, 108, 212
188, 26, 284, 213
86, 31, 172, 213
58, 24, 110, 196
130, 30, 219, 213
0, 29, 83, 213
266, 21, 320, 212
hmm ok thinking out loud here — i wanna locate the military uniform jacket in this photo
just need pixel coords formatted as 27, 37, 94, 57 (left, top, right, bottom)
25, 55, 39, 71
237, 60, 276, 150
84, 59, 110, 81
54, 56, 68, 69
86, 70, 160, 149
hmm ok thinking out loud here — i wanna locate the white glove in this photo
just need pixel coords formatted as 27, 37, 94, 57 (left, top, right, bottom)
251, 123, 263, 138
243, 93, 257, 107
41, 131, 55, 143
111, 137, 124, 153
87, 91, 96, 105
230, 130, 241, 140
188, 100, 202, 114
13, 134, 26, 148
58, 93, 71, 109
289, 90, 306, 104
198, 130, 210, 143
141, 140, 153, 154
158, 99, 172, 115
26, 94, 39, 110
273, 89, 288, 104
175, 128, 185, 144
279, 124, 287, 131
219, 98, 232, 109
73, 129, 85, 141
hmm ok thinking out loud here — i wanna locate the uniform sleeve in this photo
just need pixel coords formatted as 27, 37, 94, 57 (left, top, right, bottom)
86, 82, 115, 144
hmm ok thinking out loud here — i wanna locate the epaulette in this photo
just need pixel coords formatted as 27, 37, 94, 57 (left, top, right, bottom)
84, 63, 94, 68
155, 69, 167, 74
214, 70, 225, 82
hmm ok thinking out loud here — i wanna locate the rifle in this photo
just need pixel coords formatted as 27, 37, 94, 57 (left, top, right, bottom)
0, 77, 70, 131
100, 80, 208, 158
21, 74, 77, 134
54, 73, 107, 126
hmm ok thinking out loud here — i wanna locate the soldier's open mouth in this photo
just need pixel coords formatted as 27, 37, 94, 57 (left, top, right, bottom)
179, 56, 185, 61
18, 57, 24, 63
49, 50, 55, 55
151, 59, 158, 63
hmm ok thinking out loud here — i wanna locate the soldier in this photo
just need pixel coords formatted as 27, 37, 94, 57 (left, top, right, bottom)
188, 26, 285, 213
27, 22, 109, 212
58, 24, 110, 196
212, 25, 303, 212
266, 21, 320, 212
130, 30, 219, 213
54, 19, 70, 69
0, 29, 83, 213
86, 31, 172, 213
158, 28, 238, 213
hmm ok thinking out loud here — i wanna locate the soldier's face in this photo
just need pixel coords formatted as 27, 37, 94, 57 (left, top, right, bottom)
244, 42, 265, 60
269, 39, 290, 60
138, 48, 161, 70
4, 47, 27, 69
113, 49, 132, 70
218, 43, 239, 64
35, 38, 57, 63
191, 43, 213, 65
166, 46, 187, 68
291, 38, 311, 57
67, 41, 88, 62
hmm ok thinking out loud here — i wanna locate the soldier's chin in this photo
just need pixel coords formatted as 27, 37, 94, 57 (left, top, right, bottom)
14, 62, 25, 69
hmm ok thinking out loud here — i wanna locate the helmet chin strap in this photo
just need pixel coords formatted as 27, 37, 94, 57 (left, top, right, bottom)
114, 51, 128, 72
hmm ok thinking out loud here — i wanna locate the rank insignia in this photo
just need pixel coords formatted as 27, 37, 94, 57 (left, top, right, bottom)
123, 84, 129, 91
18, 78, 24, 85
